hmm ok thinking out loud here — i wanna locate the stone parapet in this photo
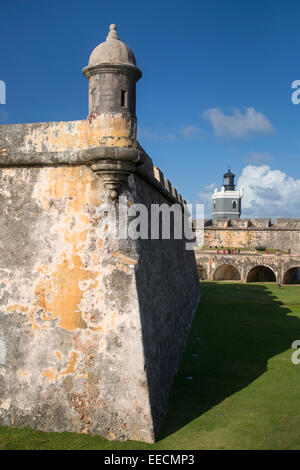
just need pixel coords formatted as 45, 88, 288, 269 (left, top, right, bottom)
0, 121, 186, 207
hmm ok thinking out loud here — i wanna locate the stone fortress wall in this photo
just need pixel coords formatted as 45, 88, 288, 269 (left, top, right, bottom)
198, 217, 300, 255
0, 25, 200, 443
0, 118, 200, 443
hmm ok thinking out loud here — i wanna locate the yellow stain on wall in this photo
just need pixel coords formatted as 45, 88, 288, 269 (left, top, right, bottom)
17, 370, 31, 378
87, 114, 135, 147
36, 166, 101, 212
7, 305, 29, 313
55, 350, 62, 360
111, 251, 138, 266
34, 254, 98, 331
61, 351, 79, 376
42, 368, 59, 383
29, 167, 103, 331
7, 304, 39, 331
24, 121, 88, 153
22, 114, 136, 154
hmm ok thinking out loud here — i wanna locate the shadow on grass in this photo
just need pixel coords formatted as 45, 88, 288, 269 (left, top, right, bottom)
157, 282, 300, 440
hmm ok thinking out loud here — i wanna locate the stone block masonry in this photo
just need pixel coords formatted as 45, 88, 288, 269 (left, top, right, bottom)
195, 218, 300, 255
0, 25, 200, 442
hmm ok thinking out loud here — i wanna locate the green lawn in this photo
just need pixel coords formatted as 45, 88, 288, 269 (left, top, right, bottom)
1, 282, 300, 450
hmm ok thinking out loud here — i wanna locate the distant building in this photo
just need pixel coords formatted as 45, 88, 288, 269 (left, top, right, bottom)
212, 169, 243, 220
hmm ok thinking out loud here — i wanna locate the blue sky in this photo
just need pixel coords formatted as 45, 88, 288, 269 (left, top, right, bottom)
1, 0, 300, 217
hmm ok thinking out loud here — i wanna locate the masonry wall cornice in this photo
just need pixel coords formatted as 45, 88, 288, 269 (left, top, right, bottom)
0, 122, 185, 207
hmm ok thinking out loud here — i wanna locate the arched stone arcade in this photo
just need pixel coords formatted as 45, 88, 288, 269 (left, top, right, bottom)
213, 264, 241, 281
197, 265, 208, 280
195, 252, 300, 283
246, 265, 276, 283
283, 266, 300, 284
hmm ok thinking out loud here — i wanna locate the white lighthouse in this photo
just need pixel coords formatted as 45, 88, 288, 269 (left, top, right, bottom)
212, 169, 243, 220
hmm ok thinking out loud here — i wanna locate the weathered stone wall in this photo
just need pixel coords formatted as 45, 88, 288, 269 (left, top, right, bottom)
0, 165, 152, 441
0, 120, 200, 443
0, 117, 137, 157
199, 218, 300, 255
131, 173, 200, 436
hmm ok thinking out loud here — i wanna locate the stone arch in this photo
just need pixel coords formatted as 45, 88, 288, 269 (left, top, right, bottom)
213, 264, 241, 281
283, 266, 300, 284
247, 265, 276, 283
197, 264, 207, 280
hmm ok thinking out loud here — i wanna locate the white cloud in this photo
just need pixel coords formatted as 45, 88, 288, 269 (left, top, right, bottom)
138, 124, 205, 142
198, 165, 300, 218
237, 165, 300, 218
203, 107, 274, 139
197, 182, 217, 217
246, 151, 272, 164
138, 127, 177, 142
180, 125, 204, 140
